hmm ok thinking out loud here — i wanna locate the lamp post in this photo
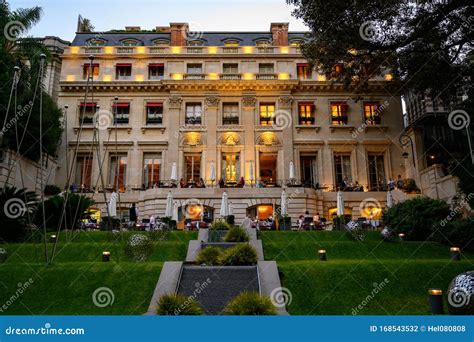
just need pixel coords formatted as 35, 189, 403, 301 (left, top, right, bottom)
399, 133, 415, 167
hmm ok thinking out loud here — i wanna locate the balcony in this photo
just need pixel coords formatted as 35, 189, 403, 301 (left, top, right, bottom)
219, 73, 241, 80
186, 47, 204, 54
117, 47, 134, 54
257, 47, 274, 53
85, 47, 102, 54
149, 47, 166, 54
183, 73, 206, 80
256, 73, 277, 80
222, 47, 239, 54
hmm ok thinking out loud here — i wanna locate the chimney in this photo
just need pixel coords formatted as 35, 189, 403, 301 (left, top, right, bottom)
170, 22, 189, 46
270, 23, 289, 46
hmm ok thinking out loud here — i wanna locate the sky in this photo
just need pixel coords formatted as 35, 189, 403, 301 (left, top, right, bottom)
10, 0, 308, 41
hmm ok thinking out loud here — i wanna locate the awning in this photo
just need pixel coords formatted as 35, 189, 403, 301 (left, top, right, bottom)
116, 63, 132, 67
80, 102, 97, 107
299, 102, 314, 106
145, 103, 163, 107
112, 103, 130, 107
149, 63, 164, 67
297, 63, 309, 67
83, 63, 99, 68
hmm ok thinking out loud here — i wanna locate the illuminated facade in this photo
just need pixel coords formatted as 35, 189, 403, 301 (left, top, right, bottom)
57, 23, 408, 223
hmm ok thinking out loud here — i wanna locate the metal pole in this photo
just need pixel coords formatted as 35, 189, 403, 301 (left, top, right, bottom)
466, 125, 474, 164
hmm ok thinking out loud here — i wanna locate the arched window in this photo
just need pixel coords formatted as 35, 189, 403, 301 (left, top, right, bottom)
187, 40, 205, 46
152, 39, 170, 46
121, 39, 142, 46
87, 38, 107, 46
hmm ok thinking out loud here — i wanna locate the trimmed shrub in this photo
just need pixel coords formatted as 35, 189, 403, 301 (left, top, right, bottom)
344, 221, 367, 241
148, 229, 169, 242
196, 246, 222, 265
218, 243, 257, 266
224, 227, 249, 242
211, 220, 230, 230
156, 294, 204, 315
224, 292, 276, 315
436, 219, 474, 252
382, 197, 451, 240
124, 234, 153, 262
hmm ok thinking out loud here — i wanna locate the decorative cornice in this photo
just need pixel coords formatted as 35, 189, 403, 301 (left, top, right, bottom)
204, 96, 220, 108
278, 95, 293, 108
168, 96, 182, 109
242, 95, 257, 108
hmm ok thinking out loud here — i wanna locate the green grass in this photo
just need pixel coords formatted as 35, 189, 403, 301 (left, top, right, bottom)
260, 231, 474, 315
0, 230, 196, 315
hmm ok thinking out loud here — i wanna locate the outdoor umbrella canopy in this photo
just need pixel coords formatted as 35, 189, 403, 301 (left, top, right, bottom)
336, 191, 345, 216
172, 201, 179, 221
249, 160, 254, 182
228, 201, 234, 216
108, 192, 117, 217
280, 190, 288, 216
219, 191, 229, 217
289, 161, 296, 180
386, 190, 394, 208
210, 160, 216, 182
170, 162, 177, 182
165, 191, 173, 217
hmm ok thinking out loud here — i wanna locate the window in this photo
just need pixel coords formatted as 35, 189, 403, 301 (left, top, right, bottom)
368, 154, 385, 191
143, 154, 161, 188
259, 153, 277, 184
223, 40, 240, 46
298, 102, 315, 125
297, 63, 311, 80
82, 63, 99, 79
87, 39, 106, 46
148, 63, 164, 79
185, 103, 202, 125
300, 155, 318, 188
75, 156, 93, 188
334, 155, 351, 187
116, 64, 132, 80
121, 39, 139, 46
222, 153, 240, 183
184, 154, 201, 183
188, 40, 204, 46
79, 102, 96, 124
331, 102, 348, 125
289, 39, 303, 47
223, 63, 238, 74
112, 103, 130, 124
222, 103, 239, 125
109, 155, 127, 192
256, 40, 271, 46
259, 103, 275, 125
259, 63, 274, 74
187, 64, 202, 74
363, 102, 381, 125
146, 103, 163, 124
152, 39, 170, 46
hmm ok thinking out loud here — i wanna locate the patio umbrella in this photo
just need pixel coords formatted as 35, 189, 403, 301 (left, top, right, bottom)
386, 190, 394, 208
107, 192, 117, 217
228, 201, 233, 216
280, 190, 288, 216
249, 160, 254, 182
172, 201, 178, 221
289, 161, 296, 180
336, 191, 345, 216
165, 191, 173, 217
219, 191, 229, 217
170, 162, 177, 182
210, 160, 216, 183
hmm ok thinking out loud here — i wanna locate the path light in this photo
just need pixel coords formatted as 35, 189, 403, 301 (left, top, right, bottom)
428, 289, 444, 314
398, 233, 405, 241
450, 247, 461, 261
318, 249, 327, 261
102, 251, 110, 262
50, 235, 57, 242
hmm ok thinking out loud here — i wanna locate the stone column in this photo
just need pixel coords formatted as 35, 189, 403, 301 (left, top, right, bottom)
166, 95, 182, 180
242, 95, 257, 184
279, 95, 294, 181
204, 96, 219, 182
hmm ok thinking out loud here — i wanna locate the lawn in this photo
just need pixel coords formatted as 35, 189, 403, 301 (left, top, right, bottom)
260, 231, 474, 315
0, 230, 197, 315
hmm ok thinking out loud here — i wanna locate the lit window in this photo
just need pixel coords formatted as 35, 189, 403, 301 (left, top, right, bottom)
116, 64, 132, 80
223, 103, 239, 125
109, 155, 127, 192
83, 63, 99, 79
334, 155, 351, 188
224, 40, 240, 47
146, 103, 163, 124
297, 63, 311, 80
290, 40, 303, 47
259, 103, 275, 125
143, 154, 161, 188
330, 102, 348, 125
75, 156, 93, 188
298, 102, 315, 125
112, 103, 130, 124
148, 63, 164, 79
364, 102, 381, 125
185, 103, 202, 125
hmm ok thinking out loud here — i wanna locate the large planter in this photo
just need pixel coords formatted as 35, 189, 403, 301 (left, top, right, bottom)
208, 230, 228, 242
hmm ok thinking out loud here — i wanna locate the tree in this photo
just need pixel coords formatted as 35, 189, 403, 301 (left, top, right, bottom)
287, 0, 473, 107
0, 1, 63, 161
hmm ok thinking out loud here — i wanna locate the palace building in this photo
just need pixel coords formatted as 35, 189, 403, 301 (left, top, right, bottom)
56, 22, 409, 224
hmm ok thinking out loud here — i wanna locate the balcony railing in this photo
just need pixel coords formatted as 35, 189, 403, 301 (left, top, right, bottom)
117, 47, 134, 54
85, 47, 102, 54
183, 73, 206, 80
149, 47, 166, 54
219, 73, 241, 80
222, 47, 239, 53
257, 47, 274, 53
186, 47, 204, 54
256, 73, 277, 80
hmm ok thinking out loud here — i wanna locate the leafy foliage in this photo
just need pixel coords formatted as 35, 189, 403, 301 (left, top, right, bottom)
224, 226, 249, 242
218, 243, 257, 266
382, 197, 451, 240
449, 159, 474, 208
196, 246, 222, 265
223, 292, 276, 315
124, 234, 153, 262
156, 294, 204, 315
435, 218, 474, 252
211, 219, 230, 230
0, 186, 38, 242
43, 184, 61, 196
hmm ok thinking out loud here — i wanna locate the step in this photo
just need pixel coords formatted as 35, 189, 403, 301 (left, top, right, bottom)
177, 265, 259, 315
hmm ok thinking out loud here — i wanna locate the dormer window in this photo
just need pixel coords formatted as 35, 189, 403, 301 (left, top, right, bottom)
188, 40, 204, 46
223, 40, 240, 47
121, 39, 140, 46
289, 39, 303, 47
152, 39, 170, 46
256, 40, 271, 47
87, 39, 106, 46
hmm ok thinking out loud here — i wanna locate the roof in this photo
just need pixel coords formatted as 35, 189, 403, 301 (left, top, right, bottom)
71, 32, 308, 46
